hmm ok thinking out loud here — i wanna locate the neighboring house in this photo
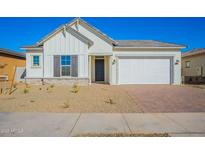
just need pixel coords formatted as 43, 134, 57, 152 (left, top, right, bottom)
182, 48, 205, 84
22, 18, 185, 85
0, 48, 26, 82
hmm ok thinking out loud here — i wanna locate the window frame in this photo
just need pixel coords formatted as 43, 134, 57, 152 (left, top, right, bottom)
185, 61, 191, 68
60, 55, 72, 77
32, 55, 40, 67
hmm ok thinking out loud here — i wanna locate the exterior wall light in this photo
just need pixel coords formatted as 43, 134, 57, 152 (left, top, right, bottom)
112, 59, 116, 65
175, 59, 180, 65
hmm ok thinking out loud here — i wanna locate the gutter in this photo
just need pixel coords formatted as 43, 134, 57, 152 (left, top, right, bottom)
113, 46, 186, 49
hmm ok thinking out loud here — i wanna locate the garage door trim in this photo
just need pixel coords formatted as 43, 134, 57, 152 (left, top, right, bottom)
116, 56, 174, 84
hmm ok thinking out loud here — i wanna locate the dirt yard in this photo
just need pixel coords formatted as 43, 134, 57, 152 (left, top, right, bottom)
0, 83, 205, 113
0, 83, 140, 113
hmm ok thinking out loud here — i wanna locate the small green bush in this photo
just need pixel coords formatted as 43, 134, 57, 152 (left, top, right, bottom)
23, 88, 29, 94
71, 83, 80, 93
50, 84, 55, 88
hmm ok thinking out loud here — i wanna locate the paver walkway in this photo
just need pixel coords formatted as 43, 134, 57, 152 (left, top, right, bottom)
0, 112, 205, 137
120, 85, 205, 112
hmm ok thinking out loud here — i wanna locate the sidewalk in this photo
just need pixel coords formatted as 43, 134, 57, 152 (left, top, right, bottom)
0, 112, 205, 137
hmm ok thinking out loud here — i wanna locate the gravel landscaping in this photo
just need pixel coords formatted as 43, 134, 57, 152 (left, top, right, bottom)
0, 83, 140, 113
1, 83, 205, 113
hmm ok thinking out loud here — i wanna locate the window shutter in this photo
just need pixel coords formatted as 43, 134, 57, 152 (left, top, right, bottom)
71, 55, 78, 77
53, 55, 60, 77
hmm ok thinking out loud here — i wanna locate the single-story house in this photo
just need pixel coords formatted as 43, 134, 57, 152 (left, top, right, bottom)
22, 18, 185, 85
182, 48, 205, 84
0, 48, 26, 82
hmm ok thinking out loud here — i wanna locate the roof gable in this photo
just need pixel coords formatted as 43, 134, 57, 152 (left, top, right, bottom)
71, 18, 117, 45
37, 23, 93, 47
37, 17, 116, 46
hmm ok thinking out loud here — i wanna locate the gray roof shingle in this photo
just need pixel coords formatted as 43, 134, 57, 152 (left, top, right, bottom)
115, 40, 185, 48
182, 48, 205, 57
0, 48, 25, 58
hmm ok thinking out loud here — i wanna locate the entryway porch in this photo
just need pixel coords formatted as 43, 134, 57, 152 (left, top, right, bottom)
88, 55, 111, 84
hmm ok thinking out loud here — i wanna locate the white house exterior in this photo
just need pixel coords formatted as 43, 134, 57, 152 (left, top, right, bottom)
23, 18, 185, 85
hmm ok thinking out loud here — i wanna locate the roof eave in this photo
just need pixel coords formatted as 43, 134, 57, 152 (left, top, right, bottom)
37, 25, 64, 46
114, 46, 186, 49
182, 52, 205, 58
21, 46, 43, 50
0, 50, 25, 58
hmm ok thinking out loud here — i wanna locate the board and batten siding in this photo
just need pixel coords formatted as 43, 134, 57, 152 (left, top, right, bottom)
43, 30, 89, 78
71, 24, 113, 54
26, 52, 43, 78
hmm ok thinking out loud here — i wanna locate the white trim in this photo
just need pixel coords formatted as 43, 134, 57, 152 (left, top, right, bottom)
89, 52, 113, 56
88, 56, 92, 84
60, 55, 72, 77
117, 57, 173, 85
114, 53, 179, 57
31, 55, 41, 68
22, 47, 43, 50
94, 57, 106, 82
46, 53, 87, 56
25, 77, 88, 79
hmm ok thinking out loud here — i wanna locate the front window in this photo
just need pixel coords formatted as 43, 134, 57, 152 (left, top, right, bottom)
32, 55, 40, 67
185, 61, 191, 68
61, 55, 71, 76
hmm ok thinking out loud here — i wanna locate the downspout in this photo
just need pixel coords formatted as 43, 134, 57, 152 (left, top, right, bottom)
42, 47, 45, 85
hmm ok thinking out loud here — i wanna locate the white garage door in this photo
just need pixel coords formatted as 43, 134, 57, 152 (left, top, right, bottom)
118, 58, 171, 84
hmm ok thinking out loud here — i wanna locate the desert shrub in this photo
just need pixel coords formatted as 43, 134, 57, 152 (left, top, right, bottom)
46, 87, 52, 93
50, 84, 55, 88
71, 83, 80, 93
23, 88, 29, 94
13, 83, 17, 88
39, 87, 42, 90
25, 83, 30, 88
30, 100, 35, 103
62, 100, 70, 108
105, 98, 115, 105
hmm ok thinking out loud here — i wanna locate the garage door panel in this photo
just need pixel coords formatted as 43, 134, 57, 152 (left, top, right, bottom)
118, 58, 170, 84
119, 59, 143, 84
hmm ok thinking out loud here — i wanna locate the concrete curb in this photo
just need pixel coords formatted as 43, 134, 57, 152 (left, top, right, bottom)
0, 112, 204, 137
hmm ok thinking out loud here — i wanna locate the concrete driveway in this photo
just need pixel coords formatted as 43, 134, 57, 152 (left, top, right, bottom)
0, 112, 205, 137
120, 85, 205, 112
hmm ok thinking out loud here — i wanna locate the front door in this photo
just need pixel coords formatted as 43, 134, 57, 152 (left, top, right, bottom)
95, 59, 104, 81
